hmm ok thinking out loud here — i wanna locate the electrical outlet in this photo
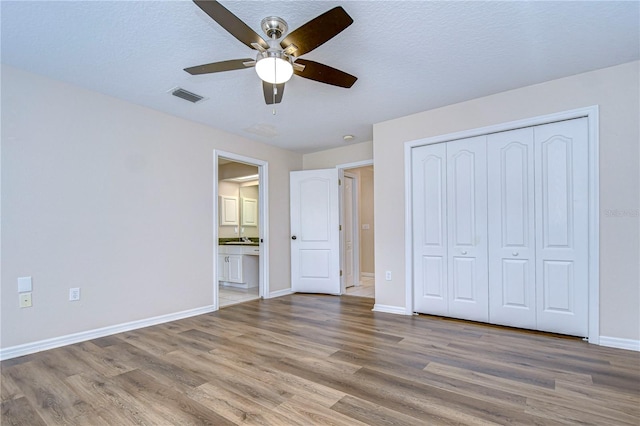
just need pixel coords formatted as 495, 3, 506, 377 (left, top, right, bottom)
19, 292, 32, 308
69, 287, 81, 301
385, 271, 392, 281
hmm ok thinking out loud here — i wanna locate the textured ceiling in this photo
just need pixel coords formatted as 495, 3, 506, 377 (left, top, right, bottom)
2, 1, 638, 153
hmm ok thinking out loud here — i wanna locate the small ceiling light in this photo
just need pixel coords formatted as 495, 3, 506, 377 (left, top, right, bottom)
343, 134, 355, 142
255, 51, 294, 84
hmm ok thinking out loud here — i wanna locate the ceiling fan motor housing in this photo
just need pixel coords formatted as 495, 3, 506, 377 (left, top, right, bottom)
261, 16, 288, 39
256, 49, 292, 64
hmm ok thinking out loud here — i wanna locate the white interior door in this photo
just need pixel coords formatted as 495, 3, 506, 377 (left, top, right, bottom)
446, 136, 488, 322
344, 174, 356, 288
290, 169, 341, 294
412, 143, 449, 315
534, 118, 589, 336
488, 128, 536, 329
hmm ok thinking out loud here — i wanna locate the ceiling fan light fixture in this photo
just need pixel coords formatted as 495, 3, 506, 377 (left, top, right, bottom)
255, 51, 294, 84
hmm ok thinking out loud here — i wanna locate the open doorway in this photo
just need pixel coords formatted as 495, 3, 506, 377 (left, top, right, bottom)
341, 164, 375, 298
214, 151, 269, 309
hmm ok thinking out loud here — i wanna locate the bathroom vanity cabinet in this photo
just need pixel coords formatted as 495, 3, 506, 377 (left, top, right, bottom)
218, 245, 259, 289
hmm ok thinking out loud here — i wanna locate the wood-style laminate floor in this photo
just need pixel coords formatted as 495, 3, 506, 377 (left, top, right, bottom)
2, 295, 639, 425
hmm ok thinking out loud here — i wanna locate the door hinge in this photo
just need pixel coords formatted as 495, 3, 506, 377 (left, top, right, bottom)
340, 270, 343, 276
339, 179, 341, 185
339, 225, 342, 231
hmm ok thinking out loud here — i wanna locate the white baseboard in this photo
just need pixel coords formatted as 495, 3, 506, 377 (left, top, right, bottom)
372, 304, 409, 315
0, 305, 215, 361
599, 336, 640, 352
361, 272, 374, 278
268, 288, 294, 299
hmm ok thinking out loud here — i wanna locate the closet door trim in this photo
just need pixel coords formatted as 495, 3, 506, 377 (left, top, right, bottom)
404, 106, 600, 344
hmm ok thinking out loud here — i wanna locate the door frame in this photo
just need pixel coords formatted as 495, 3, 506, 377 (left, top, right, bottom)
336, 160, 373, 294
343, 171, 360, 289
404, 106, 600, 343
213, 150, 269, 310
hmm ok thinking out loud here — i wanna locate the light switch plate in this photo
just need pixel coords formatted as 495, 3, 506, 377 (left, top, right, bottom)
18, 276, 32, 293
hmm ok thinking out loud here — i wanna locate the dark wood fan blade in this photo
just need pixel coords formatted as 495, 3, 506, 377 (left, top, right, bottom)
193, 0, 268, 50
280, 7, 353, 57
294, 59, 357, 88
263, 81, 285, 104
184, 58, 253, 75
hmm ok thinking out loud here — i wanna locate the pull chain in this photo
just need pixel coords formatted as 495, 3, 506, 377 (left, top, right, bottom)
272, 56, 277, 114
272, 85, 277, 115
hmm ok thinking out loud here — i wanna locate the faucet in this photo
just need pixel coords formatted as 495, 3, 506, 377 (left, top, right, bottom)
241, 236, 250, 242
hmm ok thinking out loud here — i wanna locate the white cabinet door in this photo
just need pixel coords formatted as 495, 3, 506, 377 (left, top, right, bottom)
218, 254, 228, 281
227, 255, 243, 283
488, 128, 536, 329
220, 196, 239, 226
412, 142, 448, 315
534, 118, 589, 337
446, 136, 489, 322
290, 169, 340, 294
241, 198, 258, 226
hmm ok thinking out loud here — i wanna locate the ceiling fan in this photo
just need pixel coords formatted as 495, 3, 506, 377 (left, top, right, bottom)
184, 0, 357, 105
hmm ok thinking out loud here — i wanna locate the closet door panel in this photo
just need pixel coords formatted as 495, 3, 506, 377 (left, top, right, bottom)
487, 128, 536, 329
447, 136, 488, 322
412, 143, 448, 315
535, 118, 589, 337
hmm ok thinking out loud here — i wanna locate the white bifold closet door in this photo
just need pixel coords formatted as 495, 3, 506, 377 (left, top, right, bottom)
412, 142, 448, 316
412, 136, 488, 323
413, 117, 589, 337
487, 120, 588, 335
446, 136, 488, 322
487, 127, 537, 329
533, 118, 589, 337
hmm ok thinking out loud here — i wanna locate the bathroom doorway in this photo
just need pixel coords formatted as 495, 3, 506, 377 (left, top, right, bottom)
214, 151, 268, 309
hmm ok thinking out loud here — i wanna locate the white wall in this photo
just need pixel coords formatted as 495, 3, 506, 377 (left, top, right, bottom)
303, 141, 373, 170
374, 61, 640, 341
1, 65, 302, 349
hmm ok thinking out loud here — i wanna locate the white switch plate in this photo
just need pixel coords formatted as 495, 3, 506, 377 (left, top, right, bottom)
19, 292, 32, 308
385, 271, 392, 281
362, 224, 370, 230
69, 288, 81, 301
18, 276, 32, 293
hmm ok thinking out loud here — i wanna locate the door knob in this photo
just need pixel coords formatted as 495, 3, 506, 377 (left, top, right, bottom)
513, 252, 519, 257
461, 250, 467, 255
291, 236, 297, 240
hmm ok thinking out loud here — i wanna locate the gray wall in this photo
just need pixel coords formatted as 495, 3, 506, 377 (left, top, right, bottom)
1, 65, 302, 349
374, 61, 639, 341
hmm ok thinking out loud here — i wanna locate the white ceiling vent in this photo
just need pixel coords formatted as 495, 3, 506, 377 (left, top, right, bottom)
169, 87, 206, 103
